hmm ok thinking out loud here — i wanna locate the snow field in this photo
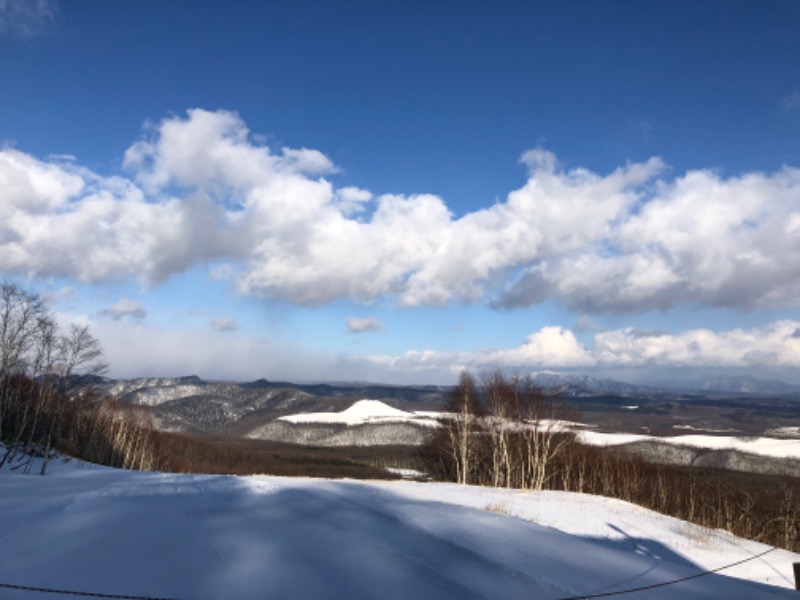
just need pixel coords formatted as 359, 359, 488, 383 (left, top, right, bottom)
1, 461, 798, 600
280, 399, 800, 459
577, 430, 800, 460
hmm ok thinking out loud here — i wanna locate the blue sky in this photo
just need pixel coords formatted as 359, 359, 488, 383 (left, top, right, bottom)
1, 1, 800, 384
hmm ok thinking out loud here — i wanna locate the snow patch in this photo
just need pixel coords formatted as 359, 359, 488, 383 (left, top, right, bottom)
279, 399, 441, 427
578, 431, 800, 459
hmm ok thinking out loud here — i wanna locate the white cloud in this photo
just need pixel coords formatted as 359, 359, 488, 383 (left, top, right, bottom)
0, 0, 57, 38
485, 327, 596, 368
335, 186, 373, 215
370, 321, 800, 375
592, 321, 800, 368
403, 151, 665, 306
3, 109, 800, 313
212, 316, 238, 332
498, 167, 800, 312
346, 317, 382, 333
369, 326, 595, 375
100, 298, 146, 321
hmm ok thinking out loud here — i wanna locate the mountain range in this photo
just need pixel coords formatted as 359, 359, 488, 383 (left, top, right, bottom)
88, 372, 800, 443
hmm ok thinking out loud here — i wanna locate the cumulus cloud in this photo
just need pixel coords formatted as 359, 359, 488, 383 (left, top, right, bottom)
592, 321, 800, 368
3, 108, 800, 313
346, 317, 382, 333
369, 327, 594, 375
100, 298, 146, 321
370, 321, 800, 374
335, 186, 373, 215
212, 316, 238, 332
0, 0, 57, 38
497, 166, 800, 312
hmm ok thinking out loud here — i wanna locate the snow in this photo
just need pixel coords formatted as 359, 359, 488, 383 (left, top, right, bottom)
385, 467, 428, 479
1, 459, 798, 599
578, 430, 800, 459
672, 425, 741, 433
279, 399, 440, 427
766, 426, 800, 438
282, 400, 800, 462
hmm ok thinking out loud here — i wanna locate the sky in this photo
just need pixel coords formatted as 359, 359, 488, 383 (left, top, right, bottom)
1, 0, 800, 385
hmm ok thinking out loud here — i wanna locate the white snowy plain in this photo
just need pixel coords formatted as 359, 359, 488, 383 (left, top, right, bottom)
1, 457, 798, 600
279, 399, 800, 460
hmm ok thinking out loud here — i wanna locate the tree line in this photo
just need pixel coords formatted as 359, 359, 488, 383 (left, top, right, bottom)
0, 280, 407, 480
419, 369, 800, 552
0, 281, 159, 473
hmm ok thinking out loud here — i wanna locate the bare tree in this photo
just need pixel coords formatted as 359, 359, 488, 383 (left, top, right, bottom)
39, 324, 108, 474
483, 370, 516, 488
442, 371, 485, 485
0, 282, 46, 374
0, 281, 118, 475
0, 283, 47, 441
516, 377, 575, 490
56, 323, 108, 392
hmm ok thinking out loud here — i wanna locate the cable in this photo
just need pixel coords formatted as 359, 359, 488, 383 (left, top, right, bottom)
556, 546, 778, 599
0, 582, 178, 599
0, 542, 781, 599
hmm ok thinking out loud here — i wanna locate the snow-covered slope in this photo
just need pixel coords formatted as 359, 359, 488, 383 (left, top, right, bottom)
244, 400, 442, 445
578, 430, 800, 459
279, 398, 441, 427
278, 399, 800, 463
0, 462, 797, 599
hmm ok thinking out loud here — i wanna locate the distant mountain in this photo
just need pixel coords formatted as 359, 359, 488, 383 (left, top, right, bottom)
96, 376, 449, 437
668, 375, 800, 395
89, 373, 800, 451
530, 372, 667, 397
529, 371, 800, 398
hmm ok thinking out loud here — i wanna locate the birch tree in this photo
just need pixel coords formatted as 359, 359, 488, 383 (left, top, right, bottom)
0, 283, 47, 441
443, 371, 485, 485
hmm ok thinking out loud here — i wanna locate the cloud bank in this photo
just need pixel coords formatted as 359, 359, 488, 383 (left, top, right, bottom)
2, 108, 800, 313
369, 321, 800, 375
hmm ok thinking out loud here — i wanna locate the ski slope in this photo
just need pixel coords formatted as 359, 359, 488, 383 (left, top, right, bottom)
1, 459, 798, 599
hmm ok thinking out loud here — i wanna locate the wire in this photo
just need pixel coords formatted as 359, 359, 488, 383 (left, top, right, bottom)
0, 543, 781, 599
556, 546, 778, 599
0, 582, 178, 599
